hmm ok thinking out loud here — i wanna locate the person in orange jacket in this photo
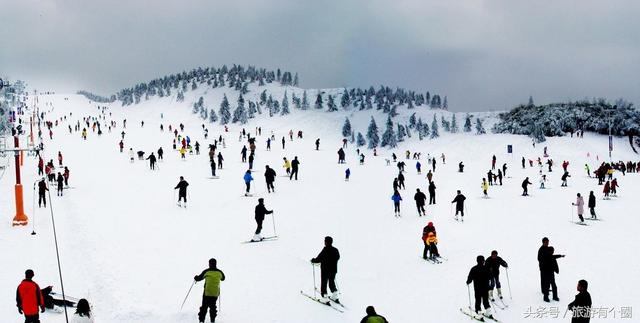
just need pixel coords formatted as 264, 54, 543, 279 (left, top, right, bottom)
16, 269, 45, 323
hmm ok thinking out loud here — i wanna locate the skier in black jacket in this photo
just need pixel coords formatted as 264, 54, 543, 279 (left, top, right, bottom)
290, 156, 300, 180
252, 198, 273, 241
157, 147, 164, 160
174, 176, 189, 206
588, 191, 596, 219
428, 181, 436, 204
568, 280, 592, 323
311, 236, 340, 302
38, 179, 48, 207
541, 246, 565, 302
537, 237, 551, 294
522, 177, 532, 196
397, 172, 405, 190
466, 255, 493, 319
485, 250, 508, 301
414, 188, 426, 216
264, 165, 276, 193
451, 190, 466, 220
146, 152, 157, 170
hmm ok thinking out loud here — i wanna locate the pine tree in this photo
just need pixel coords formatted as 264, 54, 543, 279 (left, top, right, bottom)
209, 109, 218, 123
389, 105, 398, 118
281, 91, 290, 116
528, 96, 535, 106
443, 96, 448, 110
232, 94, 248, 124
381, 116, 398, 148
327, 95, 338, 112
177, 91, 184, 102
367, 117, 380, 149
451, 114, 458, 133
191, 80, 197, 91
342, 118, 352, 138
302, 90, 309, 110
260, 90, 267, 105
397, 124, 406, 142
409, 113, 417, 128
293, 73, 299, 86
475, 118, 486, 134
464, 114, 473, 132
341, 89, 351, 108
248, 101, 256, 119
357, 132, 366, 147
416, 118, 424, 140
315, 93, 324, 110
219, 94, 231, 125
431, 115, 439, 138
441, 115, 451, 132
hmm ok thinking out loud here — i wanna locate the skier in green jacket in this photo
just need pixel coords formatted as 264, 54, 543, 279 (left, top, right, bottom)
194, 258, 226, 323
360, 306, 389, 323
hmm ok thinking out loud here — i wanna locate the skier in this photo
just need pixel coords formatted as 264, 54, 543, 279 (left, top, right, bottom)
146, 152, 157, 170
342, 138, 348, 149
345, 168, 351, 181
487, 170, 493, 186
281, 136, 285, 149
56, 172, 64, 196
157, 147, 164, 160
266, 138, 271, 151
210, 159, 217, 177
572, 193, 585, 223
193, 258, 225, 323
248, 153, 255, 170
416, 161, 422, 174
282, 157, 291, 175
584, 164, 591, 177
359, 153, 365, 165
497, 169, 503, 185
428, 181, 436, 205
241, 146, 247, 162
397, 172, 405, 190
522, 156, 525, 169
315, 138, 320, 150
502, 163, 507, 177
481, 178, 489, 197
129, 148, 134, 162
522, 177, 532, 196
38, 179, 48, 207
466, 256, 494, 319
217, 152, 224, 169
603, 180, 610, 198
337, 148, 345, 164
485, 250, 508, 301
58, 151, 63, 166
414, 188, 427, 216
423, 224, 439, 260
290, 156, 300, 180
195, 141, 200, 155
16, 269, 45, 323
539, 174, 547, 189
610, 178, 619, 196
588, 191, 596, 219
264, 165, 276, 193
451, 190, 466, 221
567, 280, 592, 323
359, 306, 389, 323
252, 198, 273, 241
426, 170, 433, 182
561, 171, 570, 187
391, 190, 402, 217
431, 158, 436, 172
491, 155, 496, 170
310, 236, 340, 303
243, 170, 254, 196
458, 162, 464, 173
63, 167, 70, 187
421, 222, 436, 259
541, 247, 565, 302
174, 176, 189, 206
37, 157, 44, 175
73, 299, 94, 323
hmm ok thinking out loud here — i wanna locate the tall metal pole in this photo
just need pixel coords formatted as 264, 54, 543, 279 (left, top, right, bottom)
12, 135, 28, 225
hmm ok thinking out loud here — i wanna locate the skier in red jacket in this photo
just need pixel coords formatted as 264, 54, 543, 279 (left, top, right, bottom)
16, 269, 45, 323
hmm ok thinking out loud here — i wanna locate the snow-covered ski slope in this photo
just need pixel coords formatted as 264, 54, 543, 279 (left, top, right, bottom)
1, 89, 639, 323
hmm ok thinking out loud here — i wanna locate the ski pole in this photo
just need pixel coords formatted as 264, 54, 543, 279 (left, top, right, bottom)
466, 284, 473, 317
505, 268, 513, 300
31, 182, 37, 235
271, 212, 277, 236
312, 263, 317, 298
180, 280, 196, 310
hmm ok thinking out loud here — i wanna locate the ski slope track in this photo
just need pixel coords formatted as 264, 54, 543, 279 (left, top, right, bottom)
1, 90, 639, 323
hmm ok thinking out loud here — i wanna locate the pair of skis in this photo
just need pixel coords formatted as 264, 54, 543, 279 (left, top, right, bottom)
241, 236, 279, 244
460, 306, 501, 322
300, 290, 345, 313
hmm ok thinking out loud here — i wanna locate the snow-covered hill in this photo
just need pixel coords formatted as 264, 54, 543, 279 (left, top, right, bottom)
1, 92, 639, 323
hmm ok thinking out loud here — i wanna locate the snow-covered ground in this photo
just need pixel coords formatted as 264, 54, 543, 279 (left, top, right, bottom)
1, 92, 639, 323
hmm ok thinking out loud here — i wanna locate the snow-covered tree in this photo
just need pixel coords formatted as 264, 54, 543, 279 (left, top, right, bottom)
327, 95, 338, 112
260, 90, 267, 105
193, 96, 204, 114
232, 94, 248, 124
528, 96, 534, 106
281, 91, 290, 116
443, 96, 448, 110
441, 115, 451, 132
397, 124, 406, 142
451, 114, 458, 133
464, 114, 473, 132
342, 118, 352, 138
209, 109, 218, 123
302, 91, 309, 110
381, 116, 397, 148
475, 118, 486, 134
219, 94, 231, 125
357, 132, 366, 147
416, 118, 424, 140
431, 115, 439, 138
341, 89, 351, 108
367, 117, 380, 149
409, 113, 417, 128
176, 91, 184, 102
315, 93, 324, 110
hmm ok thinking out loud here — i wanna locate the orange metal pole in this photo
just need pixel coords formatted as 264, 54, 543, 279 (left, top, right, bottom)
12, 136, 28, 226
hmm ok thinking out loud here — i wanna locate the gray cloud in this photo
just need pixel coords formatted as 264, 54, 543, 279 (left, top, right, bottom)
1, 0, 638, 111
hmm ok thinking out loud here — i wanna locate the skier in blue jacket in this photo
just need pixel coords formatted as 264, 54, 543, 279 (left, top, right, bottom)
392, 190, 403, 217
243, 170, 254, 196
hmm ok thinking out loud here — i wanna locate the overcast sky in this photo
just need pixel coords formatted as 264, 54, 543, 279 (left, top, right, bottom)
1, 0, 638, 111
